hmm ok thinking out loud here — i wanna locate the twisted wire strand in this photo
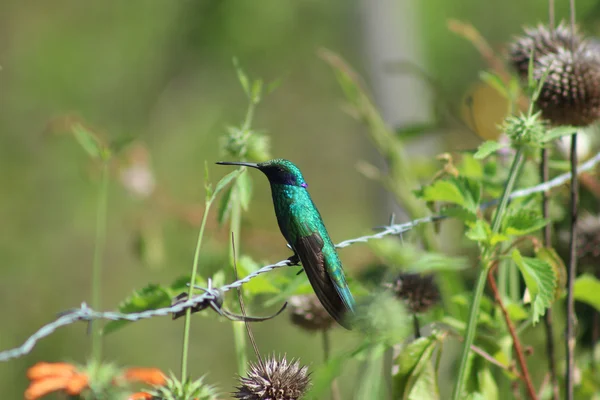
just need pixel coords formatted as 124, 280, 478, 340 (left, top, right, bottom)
1, 150, 599, 362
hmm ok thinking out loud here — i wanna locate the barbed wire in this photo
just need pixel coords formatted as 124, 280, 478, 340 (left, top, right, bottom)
1, 151, 599, 362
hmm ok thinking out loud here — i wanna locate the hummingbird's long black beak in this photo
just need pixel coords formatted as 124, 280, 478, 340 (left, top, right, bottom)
216, 161, 260, 168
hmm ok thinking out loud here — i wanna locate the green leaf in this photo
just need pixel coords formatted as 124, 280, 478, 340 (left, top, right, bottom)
103, 284, 172, 335
251, 79, 263, 104
72, 124, 102, 160
465, 220, 490, 243
474, 140, 506, 160
536, 247, 567, 299
457, 153, 484, 179
393, 333, 441, 399
210, 169, 241, 203
216, 185, 233, 225
503, 208, 548, 236
542, 126, 577, 143
573, 274, 600, 311
233, 57, 251, 98
479, 71, 508, 99
440, 206, 477, 224
512, 249, 556, 324
237, 169, 253, 211
418, 180, 466, 207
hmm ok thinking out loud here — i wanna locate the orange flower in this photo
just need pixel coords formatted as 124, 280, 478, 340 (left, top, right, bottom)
24, 362, 88, 400
122, 367, 166, 386
128, 392, 154, 400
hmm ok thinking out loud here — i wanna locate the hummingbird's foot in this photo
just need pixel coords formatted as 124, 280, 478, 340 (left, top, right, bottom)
296, 268, 305, 276
287, 254, 300, 266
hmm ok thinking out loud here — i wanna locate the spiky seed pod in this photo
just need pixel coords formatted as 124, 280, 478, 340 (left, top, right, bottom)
509, 23, 583, 78
509, 24, 600, 126
390, 273, 440, 314
576, 214, 600, 266
288, 294, 335, 332
535, 47, 600, 126
234, 355, 311, 400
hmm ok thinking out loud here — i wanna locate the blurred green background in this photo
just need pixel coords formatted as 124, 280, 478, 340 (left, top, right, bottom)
1, 0, 600, 398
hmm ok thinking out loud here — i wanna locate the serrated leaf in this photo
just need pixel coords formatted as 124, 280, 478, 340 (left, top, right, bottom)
536, 247, 567, 299
216, 185, 233, 225
103, 284, 172, 335
503, 208, 549, 236
542, 126, 577, 143
573, 274, 600, 311
72, 124, 102, 159
512, 250, 556, 324
393, 333, 440, 399
237, 169, 253, 211
474, 141, 506, 160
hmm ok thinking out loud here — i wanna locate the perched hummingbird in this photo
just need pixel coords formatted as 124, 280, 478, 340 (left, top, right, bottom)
216, 159, 355, 329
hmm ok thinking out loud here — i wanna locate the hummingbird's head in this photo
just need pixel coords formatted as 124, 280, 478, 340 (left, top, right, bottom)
216, 158, 308, 188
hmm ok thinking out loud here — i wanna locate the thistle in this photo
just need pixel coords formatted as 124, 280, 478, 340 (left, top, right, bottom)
234, 355, 311, 400
389, 273, 441, 314
509, 23, 600, 127
231, 240, 312, 400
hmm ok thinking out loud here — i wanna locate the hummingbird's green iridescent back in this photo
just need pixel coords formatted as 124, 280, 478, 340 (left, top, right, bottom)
216, 158, 356, 329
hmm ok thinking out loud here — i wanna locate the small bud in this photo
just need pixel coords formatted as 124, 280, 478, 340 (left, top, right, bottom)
288, 294, 335, 332
234, 355, 311, 400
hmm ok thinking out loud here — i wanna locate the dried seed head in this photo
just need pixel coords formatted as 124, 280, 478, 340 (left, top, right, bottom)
288, 294, 335, 332
509, 24, 600, 126
509, 24, 583, 77
390, 273, 440, 314
536, 47, 600, 126
577, 214, 600, 266
234, 355, 311, 400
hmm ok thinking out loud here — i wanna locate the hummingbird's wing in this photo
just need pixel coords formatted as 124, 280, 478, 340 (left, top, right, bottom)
295, 233, 353, 329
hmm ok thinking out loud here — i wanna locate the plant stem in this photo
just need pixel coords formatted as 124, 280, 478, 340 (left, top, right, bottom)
322, 330, 341, 400
90, 162, 109, 362
488, 265, 538, 400
540, 147, 559, 400
452, 149, 525, 400
412, 314, 421, 339
230, 189, 248, 376
566, 1, 578, 397
180, 198, 212, 379
566, 133, 578, 400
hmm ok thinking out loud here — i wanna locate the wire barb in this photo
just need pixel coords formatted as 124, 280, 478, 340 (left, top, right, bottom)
0, 152, 599, 362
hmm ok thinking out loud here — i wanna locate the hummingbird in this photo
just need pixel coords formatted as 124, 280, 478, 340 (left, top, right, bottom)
216, 159, 355, 329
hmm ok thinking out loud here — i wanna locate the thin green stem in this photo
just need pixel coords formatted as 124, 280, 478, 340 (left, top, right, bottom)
90, 162, 109, 362
322, 330, 341, 400
452, 149, 525, 400
230, 188, 248, 376
180, 198, 212, 379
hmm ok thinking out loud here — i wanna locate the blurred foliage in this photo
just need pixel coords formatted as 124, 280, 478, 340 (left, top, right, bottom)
3, 1, 600, 399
